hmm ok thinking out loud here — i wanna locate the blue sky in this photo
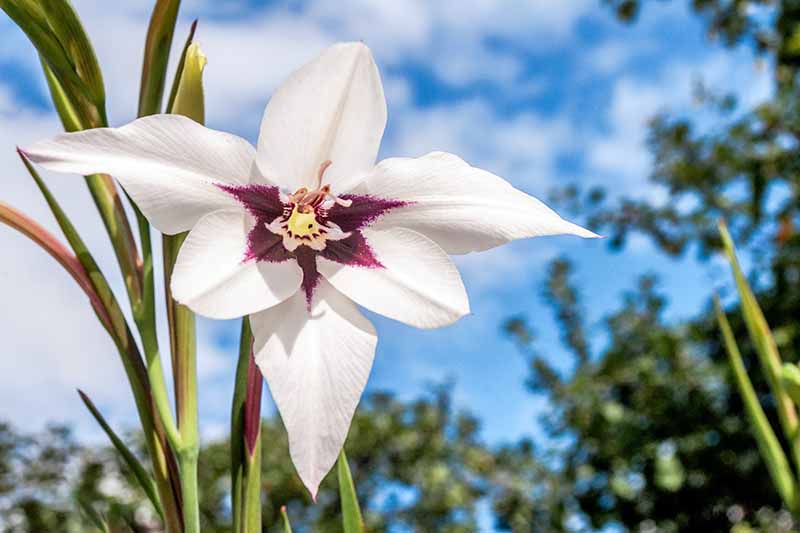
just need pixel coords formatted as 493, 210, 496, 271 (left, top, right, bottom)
0, 0, 770, 454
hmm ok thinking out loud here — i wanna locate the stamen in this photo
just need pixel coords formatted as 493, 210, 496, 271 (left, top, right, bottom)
316, 160, 332, 189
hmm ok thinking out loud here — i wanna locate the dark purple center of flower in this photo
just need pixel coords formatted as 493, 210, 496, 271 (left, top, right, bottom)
217, 182, 407, 307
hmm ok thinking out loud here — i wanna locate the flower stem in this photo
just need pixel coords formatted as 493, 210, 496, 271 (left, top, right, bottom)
231, 319, 252, 533
179, 448, 201, 533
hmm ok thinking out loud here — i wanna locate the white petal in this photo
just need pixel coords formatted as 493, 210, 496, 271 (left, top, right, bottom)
22, 115, 256, 234
318, 227, 470, 329
256, 42, 386, 194
362, 152, 599, 254
171, 210, 302, 319
251, 282, 377, 497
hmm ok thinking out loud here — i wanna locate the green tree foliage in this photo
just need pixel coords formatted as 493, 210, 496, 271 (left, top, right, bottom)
492, 1, 800, 530
503, 260, 799, 531
0, 389, 503, 532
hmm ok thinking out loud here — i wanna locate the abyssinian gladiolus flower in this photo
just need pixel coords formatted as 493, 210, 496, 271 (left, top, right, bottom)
23, 42, 597, 496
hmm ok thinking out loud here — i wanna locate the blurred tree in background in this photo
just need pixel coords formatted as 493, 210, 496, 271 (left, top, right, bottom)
5, 1, 800, 531
0, 390, 504, 532
495, 0, 800, 531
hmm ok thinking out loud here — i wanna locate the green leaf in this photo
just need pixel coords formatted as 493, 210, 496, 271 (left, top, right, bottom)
40, 57, 83, 132
718, 221, 798, 442
78, 390, 163, 518
138, 0, 181, 116
281, 506, 293, 533
2, 0, 106, 126
715, 297, 799, 511
166, 19, 198, 113
38, 0, 105, 109
76, 496, 110, 533
338, 449, 364, 533
17, 151, 128, 346
782, 363, 800, 407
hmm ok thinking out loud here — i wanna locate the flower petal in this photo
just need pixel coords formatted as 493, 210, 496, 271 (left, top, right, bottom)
256, 42, 386, 194
362, 152, 599, 254
22, 115, 255, 234
171, 209, 302, 319
251, 282, 377, 498
318, 227, 470, 329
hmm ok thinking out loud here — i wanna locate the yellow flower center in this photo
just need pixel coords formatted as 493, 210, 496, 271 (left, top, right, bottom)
286, 206, 321, 238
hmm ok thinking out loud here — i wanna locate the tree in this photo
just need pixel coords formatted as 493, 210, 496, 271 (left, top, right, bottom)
495, 1, 800, 530
0, 388, 510, 532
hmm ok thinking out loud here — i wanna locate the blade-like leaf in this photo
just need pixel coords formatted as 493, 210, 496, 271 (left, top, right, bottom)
338, 449, 364, 533
17, 150, 129, 342
718, 221, 799, 443
39, 0, 105, 110
2, 0, 105, 126
782, 363, 800, 407
41, 57, 83, 132
139, 0, 181, 116
78, 390, 163, 518
281, 506, 293, 533
76, 496, 110, 533
166, 19, 198, 113
715, 297, 799, 511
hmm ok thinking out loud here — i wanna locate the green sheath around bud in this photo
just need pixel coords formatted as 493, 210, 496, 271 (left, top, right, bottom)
171, 42, 206, 123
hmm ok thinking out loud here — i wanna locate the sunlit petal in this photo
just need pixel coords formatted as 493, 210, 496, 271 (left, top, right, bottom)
256, 42, 386, 193
172, 210, 302, 319
251, 282, 377, 498
22, 115, 255, 234
363, 151, 599, 254
318, 227, 470, 328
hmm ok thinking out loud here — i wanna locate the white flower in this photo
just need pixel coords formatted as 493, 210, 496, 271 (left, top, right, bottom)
23, 42, 597, 497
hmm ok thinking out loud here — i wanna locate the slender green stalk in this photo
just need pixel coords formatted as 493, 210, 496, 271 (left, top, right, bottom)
719, 221, 800, 471
179, 449, 201, 533
242, 350, 263, 532
715, 297, 799, 511
243, 437, 262, 532
231, 319, 253, 533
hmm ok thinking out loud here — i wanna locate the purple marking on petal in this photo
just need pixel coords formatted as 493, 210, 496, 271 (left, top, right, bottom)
217, 183, 285, 220
327, 194, 409, 232
321, 231, 382, 268
244, 223, 292, 263
294, 246, 321, 308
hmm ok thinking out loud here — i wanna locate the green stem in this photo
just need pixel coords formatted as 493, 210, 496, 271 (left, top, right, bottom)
231, 319, 252, 533
179, 449, 201, 533
243, 437, 262, 532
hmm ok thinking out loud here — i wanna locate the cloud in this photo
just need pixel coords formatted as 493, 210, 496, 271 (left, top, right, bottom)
585, 46, 772, 199
385, 98, 574, 190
